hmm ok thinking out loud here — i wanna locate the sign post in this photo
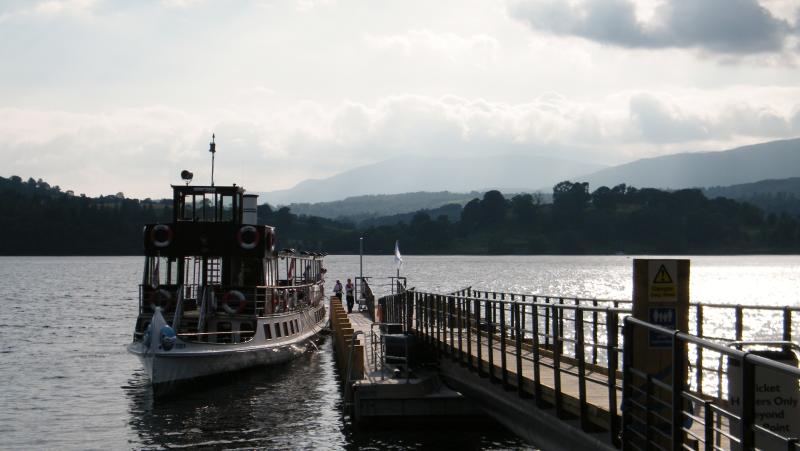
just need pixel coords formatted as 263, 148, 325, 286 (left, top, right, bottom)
631, 259, 690, 447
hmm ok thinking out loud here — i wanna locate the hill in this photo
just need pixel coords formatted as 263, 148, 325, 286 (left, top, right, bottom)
703, 177, 800, 217
261, 154, 604, 204
576, 138, 800, 190
285, 191, 479, 222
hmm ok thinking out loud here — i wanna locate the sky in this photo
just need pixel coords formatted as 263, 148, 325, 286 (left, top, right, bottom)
1, 0, 799, 198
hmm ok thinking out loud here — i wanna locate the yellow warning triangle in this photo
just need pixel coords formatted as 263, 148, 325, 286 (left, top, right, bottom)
652, 265, 674, 284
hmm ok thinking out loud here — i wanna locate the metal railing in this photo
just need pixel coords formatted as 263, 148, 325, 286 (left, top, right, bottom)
622, 316, 800, 451
472, 288, 800, 396
380, 289, 629, 444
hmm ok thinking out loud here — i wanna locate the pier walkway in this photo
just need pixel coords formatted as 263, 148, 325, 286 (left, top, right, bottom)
334, 285, 800, 450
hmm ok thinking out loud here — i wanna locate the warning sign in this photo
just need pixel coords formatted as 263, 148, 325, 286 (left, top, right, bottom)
648, 260, 677, 302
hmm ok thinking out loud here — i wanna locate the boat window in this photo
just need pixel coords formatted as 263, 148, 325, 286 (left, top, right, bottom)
220, 195, 234, 222
289, 320, 295, 334
263, 323, 272, 340
274, 323, 282, 338
294, 319, 299, 332
283, 322, 289, 336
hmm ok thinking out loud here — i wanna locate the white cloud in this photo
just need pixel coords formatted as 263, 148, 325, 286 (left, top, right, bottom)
367, 30, 499, 65
4, 89, 798, 197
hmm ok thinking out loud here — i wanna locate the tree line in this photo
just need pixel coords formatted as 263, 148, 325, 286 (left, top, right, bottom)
1, 176, 798, 255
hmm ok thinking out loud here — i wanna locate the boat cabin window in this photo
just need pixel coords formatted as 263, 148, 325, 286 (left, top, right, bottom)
283, 322, 289, 337
173, 186, 242, 223
274, 323, 282, 338
263, 323, 272, 339
289, 320, 295, 334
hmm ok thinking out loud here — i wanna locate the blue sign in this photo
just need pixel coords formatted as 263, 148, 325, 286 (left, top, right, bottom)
649, 307, 676, 347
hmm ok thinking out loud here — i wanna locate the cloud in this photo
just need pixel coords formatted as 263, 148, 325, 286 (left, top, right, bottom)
507, 0, 797, 55
2, 91, 799, 197
366, 30, 499, 65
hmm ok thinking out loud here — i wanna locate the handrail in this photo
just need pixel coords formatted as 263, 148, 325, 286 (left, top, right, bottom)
623, 316, 800, 450
471, 288, 800, 312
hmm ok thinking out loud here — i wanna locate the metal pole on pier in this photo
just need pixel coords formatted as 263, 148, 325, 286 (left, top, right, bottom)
359, 237, 363, 282
209, 134, 216, 186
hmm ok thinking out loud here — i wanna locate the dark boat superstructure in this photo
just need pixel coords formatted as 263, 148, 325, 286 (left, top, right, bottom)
128, 182, 328, 393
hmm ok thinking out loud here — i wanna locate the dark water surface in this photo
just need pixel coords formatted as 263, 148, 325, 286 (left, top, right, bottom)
0, 257, 534, 450
3, 255, 798, 449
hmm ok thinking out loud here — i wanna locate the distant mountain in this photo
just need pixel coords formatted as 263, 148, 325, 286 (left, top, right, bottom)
703, 177, 800, 217
260, 154, 605, 204
286, 191, 478, 222
576, 138, 800, 190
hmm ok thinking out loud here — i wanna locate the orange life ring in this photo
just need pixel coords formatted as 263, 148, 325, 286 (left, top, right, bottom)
221, 290, 247, 314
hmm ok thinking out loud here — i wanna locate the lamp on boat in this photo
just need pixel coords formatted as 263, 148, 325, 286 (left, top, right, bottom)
181, 170, 193, 185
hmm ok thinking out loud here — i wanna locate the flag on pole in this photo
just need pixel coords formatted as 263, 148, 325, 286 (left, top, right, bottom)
394, 240, 403, 269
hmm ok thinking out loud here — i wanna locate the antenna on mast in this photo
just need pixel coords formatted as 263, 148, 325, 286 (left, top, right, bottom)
209, 133, 216, 186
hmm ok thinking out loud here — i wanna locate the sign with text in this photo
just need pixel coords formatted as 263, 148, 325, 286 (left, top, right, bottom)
728, 350, 800, 450
648, 307, 676, 348
648, 260, 677, 302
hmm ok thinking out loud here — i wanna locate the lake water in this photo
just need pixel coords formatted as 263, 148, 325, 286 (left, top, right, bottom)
1, 255, 798, 449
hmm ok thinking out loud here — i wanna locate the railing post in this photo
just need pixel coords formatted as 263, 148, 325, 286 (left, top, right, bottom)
467, 296, 473, 370
696, 304, 704, 394
501, 299, 509, 389
703, 400, 714, 451
509, 294, 514, 339
487, 300, 495, 383
532, 303, 543, 406
607, 309, 620, 447
552, 304, 563, 417
784, 307, 792, 354
437, 295, 443, 354
576, 307, 588, 431
622, 318, 634, 451
514, 302, 525, 397
740, 354, 755, 450
735, 304, 744, 348
592, 299, 599, 365
457, 296, 463, 364
449, 296, 456, 359
646, 374, 653, 448
476, 298, 484, 377
544, 297, 551, 348
671, 331, 685, 451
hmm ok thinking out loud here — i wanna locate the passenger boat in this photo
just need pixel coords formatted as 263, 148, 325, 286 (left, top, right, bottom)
127, 176, 328, 395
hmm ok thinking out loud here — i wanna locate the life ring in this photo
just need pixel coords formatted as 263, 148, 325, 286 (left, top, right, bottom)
150, 224, 173, 248
221, 290, 247, 314
149, 288, 171, 311
237, 225, 260, 250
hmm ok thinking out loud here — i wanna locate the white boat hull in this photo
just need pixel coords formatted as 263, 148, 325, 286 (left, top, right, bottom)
128, 304, 328, 393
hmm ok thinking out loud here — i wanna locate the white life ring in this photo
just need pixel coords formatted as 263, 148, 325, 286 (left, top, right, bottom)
150, 224, 173, 248
237, 225, 260, 250
221, 290, 247, 314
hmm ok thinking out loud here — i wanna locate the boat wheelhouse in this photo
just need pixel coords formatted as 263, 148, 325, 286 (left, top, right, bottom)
128, 181, 328, 394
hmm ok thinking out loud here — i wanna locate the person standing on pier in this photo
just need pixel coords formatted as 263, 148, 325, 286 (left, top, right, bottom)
334, 280, 343, 299
345, 278, 354, 313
